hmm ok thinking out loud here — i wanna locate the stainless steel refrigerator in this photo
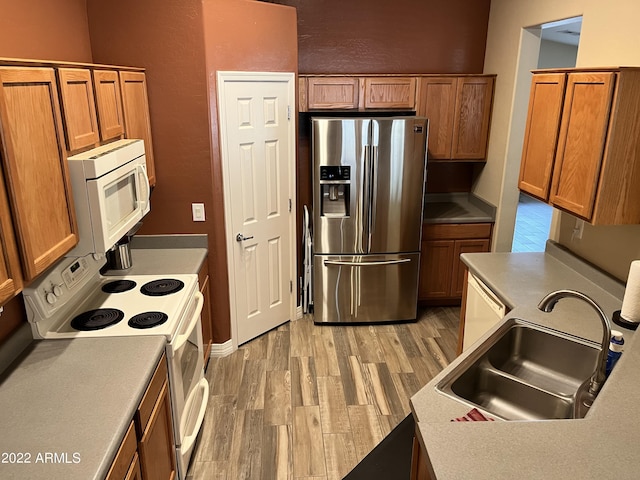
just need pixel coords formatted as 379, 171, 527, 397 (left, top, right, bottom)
312, 117, 428, 324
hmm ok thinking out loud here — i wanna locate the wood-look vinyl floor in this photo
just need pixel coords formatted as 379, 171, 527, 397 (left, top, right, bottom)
187, 306, 460, 480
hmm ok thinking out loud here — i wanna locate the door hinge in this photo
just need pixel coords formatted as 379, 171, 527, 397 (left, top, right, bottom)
290, 280, 293, 293
287, 105, 291, 121
288, 198, 292, 212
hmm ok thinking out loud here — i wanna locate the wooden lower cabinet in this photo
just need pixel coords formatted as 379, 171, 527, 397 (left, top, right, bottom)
198, 260, 213, 366
138, 382, 176, 480
108, 354, 176, 480
418, 223, 492, 303
411, 431, 433, 480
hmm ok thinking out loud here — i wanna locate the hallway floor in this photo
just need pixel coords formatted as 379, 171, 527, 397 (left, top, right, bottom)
187, 306, 460, 480
512, 193, 552, 252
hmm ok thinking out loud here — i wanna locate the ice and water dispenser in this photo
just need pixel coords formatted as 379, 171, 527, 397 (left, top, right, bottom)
319, 166, 350, 217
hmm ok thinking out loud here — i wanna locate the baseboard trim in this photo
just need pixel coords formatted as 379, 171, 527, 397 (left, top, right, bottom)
210, 339, 235, 357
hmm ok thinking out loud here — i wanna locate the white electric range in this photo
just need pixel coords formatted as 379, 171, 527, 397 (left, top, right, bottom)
22, 253, 208, 480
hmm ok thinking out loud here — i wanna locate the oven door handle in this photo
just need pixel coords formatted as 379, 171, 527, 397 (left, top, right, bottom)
180, 377, 209, 454
172, 291, 204, 353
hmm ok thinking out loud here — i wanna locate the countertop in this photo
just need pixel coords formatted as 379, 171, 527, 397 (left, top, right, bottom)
102, 234, 208, 276
410, 241, 639, 479
423, 193, 496, 224
0, 336, 166, 480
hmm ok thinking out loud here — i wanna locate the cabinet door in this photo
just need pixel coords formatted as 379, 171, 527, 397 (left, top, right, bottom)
550, 72, 616, 220
451, 239, 490, 298
57, 68, 100, 151
418, 240, 454, 300
0, 67, 78, 281
418, 77, 456, 159
93, 70, 125, 141
451, 76, 494, 159
106, 421, 137, 480
518, 73, 567, 201
363, 77, 416, 109
120, 71, 157, 186
0, 166, 22, 304
125, 453, 143, 480
307, 77, 359, 109
138, 381, 176, 480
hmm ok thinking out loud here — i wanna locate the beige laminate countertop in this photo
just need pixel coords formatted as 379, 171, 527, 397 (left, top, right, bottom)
0, 337, 166, 480
102, 234, 208, 276
423, 193, 495, 224
410, 242, 639, 479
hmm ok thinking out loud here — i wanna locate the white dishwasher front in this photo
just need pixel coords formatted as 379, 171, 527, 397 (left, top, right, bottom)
463, 272, 506, 352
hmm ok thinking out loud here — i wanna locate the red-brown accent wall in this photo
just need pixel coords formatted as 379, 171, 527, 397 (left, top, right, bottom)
267, 0, 491, 74
0, 0, 92, 62
87, 0, 297, 343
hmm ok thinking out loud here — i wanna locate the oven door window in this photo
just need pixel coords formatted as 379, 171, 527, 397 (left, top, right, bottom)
176, 324, 202, 402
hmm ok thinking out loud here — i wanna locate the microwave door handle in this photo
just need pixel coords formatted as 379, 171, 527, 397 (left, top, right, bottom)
172, 292, 204, 353
137, 164, 151, 212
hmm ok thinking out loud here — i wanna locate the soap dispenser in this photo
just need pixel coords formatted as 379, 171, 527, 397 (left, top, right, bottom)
605, 330, 624, 377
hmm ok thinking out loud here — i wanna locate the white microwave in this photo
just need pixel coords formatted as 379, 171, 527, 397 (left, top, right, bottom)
66, 139, 151, 257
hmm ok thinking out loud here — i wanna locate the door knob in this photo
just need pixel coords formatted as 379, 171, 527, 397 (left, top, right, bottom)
236, 233, 254, 242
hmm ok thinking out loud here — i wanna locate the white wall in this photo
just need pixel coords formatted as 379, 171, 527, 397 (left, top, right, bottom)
537, 39, 578, 69
477, 0, 640, 282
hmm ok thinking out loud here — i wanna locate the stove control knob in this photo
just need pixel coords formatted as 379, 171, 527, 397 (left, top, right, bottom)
52, 285, 63, 297
46, 292, 57, 305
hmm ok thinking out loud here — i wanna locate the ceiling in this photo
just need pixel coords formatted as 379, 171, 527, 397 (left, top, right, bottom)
541, 17, 582, 46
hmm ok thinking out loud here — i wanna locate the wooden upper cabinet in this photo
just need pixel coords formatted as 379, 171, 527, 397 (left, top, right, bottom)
0, 67, 78, 281
519, 67, 640, 224
418, 77, 457, 159
93, 69, 125, 142
518, 73, 567, 201
57, 68, 100, 152
418, 75, 494, 160
307, 77, 359, 109
0, 165, 22, 304
362, 77, 416, 109
550, 72, 615, 220
120, 71, 156, 186
451, 76, 494, 159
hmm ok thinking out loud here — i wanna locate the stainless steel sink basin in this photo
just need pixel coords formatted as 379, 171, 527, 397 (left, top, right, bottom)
437, 318, 600, 420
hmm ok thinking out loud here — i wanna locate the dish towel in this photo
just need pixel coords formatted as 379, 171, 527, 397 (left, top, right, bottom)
452, 408, 494, 422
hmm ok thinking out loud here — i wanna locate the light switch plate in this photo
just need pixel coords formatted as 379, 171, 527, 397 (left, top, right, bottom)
192, 203, 206, 222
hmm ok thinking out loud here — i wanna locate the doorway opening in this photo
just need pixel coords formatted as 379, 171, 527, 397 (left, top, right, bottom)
511, 16, 581, 252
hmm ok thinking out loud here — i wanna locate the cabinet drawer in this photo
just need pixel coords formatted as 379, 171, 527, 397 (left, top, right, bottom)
422, 223, 492, 240
106, 421, 137, 480
136, 354, 167, 434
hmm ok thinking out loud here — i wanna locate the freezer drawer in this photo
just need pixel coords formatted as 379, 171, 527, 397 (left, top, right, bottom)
313, 253, 420, 323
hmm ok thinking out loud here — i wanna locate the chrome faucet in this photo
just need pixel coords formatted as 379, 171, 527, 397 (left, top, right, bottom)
538, 290, 612, 396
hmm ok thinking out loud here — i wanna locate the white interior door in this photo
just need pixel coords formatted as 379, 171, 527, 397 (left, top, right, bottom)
218, 72, 296, 346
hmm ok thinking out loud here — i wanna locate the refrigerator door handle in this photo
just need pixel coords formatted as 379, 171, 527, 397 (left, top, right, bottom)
369, 145, 378, 240
324, 258, 411, 267
362, 144, 371, 251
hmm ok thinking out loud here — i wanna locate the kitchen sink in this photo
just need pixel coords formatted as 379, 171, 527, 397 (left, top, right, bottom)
437, 318, 600, 420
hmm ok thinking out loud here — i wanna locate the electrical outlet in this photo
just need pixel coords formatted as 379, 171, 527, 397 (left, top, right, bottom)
572, 218, 584, 240
192, 203, 206, 222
